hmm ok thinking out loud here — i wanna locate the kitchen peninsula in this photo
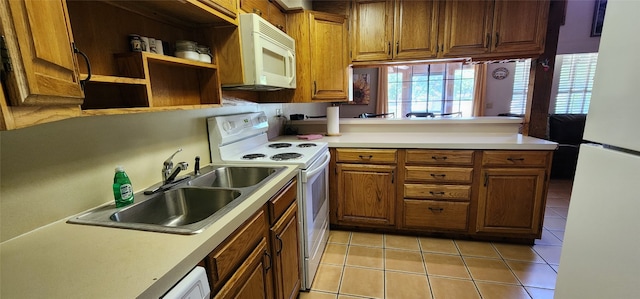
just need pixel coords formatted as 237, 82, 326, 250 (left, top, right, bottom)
284, 117, 557, 243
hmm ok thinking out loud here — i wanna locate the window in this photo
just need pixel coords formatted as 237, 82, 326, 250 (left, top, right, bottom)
387, 62, 475, 118
552, 53, 598, 114
510, 59, 532, 115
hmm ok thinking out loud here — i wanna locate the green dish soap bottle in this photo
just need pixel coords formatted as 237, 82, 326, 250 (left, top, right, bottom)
113, 166, 134, 208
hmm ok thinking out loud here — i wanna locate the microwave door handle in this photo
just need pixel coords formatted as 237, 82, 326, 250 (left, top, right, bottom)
287, 51, 295, 84
303, 151, 331, 182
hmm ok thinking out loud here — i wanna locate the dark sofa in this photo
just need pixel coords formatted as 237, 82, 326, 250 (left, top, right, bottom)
547, 114, 587, 179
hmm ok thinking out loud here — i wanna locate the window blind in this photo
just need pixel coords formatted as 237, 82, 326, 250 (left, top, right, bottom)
510, 59, 532, 115
554, 53, 598, 114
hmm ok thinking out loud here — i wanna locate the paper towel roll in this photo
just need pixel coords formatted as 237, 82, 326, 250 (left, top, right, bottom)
327, 106, 340, 136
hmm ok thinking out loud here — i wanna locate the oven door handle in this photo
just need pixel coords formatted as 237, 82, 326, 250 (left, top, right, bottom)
302, 151, 331, 182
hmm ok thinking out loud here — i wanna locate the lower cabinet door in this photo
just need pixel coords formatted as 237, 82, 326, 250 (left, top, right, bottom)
403, 199, 469, 231
476, 168, 547, 235
337, 163, 396, 226
271, 203, 301, 299
214, 238, 274, 299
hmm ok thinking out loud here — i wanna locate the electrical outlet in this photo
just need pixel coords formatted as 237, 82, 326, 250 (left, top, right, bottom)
485, 102, 494, 109
276, 108, 282, 116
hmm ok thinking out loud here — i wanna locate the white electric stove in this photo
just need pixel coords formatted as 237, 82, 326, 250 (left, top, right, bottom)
207, 112, 330, 290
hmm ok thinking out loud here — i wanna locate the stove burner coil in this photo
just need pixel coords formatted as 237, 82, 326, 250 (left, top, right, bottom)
297, 143, 317, 148
271, 152, 303, 161
268, 143, 292, 149
242, 153, 266, 160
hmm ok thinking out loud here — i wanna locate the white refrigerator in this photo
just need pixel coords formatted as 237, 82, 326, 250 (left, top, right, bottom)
555, 1, 640, 298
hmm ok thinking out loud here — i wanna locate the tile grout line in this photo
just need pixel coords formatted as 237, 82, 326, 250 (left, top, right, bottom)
416, 236, 436, 299
455, 240, 486, 299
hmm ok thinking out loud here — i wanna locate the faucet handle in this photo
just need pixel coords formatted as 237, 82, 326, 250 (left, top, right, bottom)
164, 149, 183, 166
194, 156, 201, 175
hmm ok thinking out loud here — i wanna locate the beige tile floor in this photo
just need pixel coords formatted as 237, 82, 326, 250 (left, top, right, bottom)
299, 179, 572, 299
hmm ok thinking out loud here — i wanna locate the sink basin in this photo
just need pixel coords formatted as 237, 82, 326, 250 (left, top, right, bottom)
189, 166, 283, 188
67, 165, 286, 234
111, 188, 241, 226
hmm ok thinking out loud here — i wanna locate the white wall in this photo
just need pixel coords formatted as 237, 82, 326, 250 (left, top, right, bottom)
557, 0, 602, 54
484, 63, 518, 116
0, 100, 326, 242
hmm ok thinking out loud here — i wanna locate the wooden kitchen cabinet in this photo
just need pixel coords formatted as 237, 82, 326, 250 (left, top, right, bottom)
206, 208, 271, 294
215, 238, 274, 299
267, 179, 300, 299
351, 0, 439, 62
0, 0, 236, 130
0, 0, 84, 129
337, 163, 396, 226
240, 0, 286, 31
402, 149, 474, 232
335, 149, 397, 226
476, 151, 551, 236
440, 0, 549, 59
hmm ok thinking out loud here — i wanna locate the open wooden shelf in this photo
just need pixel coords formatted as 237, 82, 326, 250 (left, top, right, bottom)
82, 74, 148, 85
102, 0, 238, 27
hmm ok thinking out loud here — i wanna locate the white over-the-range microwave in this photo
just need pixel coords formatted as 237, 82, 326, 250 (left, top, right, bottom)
223, 13, 296, 91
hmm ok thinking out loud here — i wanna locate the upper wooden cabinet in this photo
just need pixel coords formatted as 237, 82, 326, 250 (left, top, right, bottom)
1, 0, 236, 130
349, 0, 549, 63
240, 0, 286, 31
0, 0, 85, 129
201, 0, 239, 19
441, 0, 549, 59
351, 0, 439, 62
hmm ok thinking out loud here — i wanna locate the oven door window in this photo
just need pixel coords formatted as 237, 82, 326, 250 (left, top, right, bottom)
309, 167, 326, 220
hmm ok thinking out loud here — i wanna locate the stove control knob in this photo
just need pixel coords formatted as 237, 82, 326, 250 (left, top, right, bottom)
222, 121, 235, 132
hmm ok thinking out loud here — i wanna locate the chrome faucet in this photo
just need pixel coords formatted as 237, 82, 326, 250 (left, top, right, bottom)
163, 149, 188, 184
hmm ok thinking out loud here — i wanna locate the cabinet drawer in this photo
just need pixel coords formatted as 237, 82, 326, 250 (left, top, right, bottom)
406, 150, 474, 165
405, 166, 473, 183
208, 209, 267, 285
336, 149, 397, 163
268, 179, 297, 225
404, 200, 469, 231
482, 151, 550, 167
405, 184, 471, 201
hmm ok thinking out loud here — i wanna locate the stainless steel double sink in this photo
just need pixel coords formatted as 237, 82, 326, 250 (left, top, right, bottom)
67, 165, 285, 234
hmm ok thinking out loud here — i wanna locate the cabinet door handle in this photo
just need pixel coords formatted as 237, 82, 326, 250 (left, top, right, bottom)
507, 157, 525, 162
263, 250, 272, 272
313, 81, 317, 95
431, 156, 448, 161
358, 155, 373, 160
276, 235, 283, 255
486, 33, 491, 48
484, 172, 488, 187
253, 8, 263, 16
72, 42, 91, 90
391, 170, 395, 184
388, 41, 391, 56
495, 32, 500, 48
428, 207, 444, 213
396, 41, 399, 55
429, 191, 445, 196
430, 173, 446, 178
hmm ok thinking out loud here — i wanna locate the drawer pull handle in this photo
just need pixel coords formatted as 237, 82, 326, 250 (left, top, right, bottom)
430, 173, 446, 178
431, 156, 448, 161
359, 155, 373, 160
276, 235, 283, 254
428, 207, 444, 213
429, 191, 445, 196
263, 250, 272, 272
507, 157, 525, 162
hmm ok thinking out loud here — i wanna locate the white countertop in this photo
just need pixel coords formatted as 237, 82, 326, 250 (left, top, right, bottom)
0, 165, 299, 299
277, 132, 558, 150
